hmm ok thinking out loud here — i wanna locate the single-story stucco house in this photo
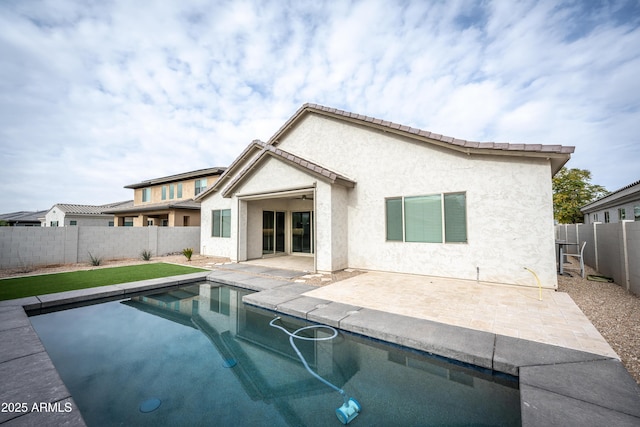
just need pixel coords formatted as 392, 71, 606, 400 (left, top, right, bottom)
581, 179, 640, 224
43, 201, 132, 227
197, 103, 574, 289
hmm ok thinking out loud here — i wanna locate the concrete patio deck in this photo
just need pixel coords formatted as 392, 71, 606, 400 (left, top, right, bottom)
304, 271, 618, 358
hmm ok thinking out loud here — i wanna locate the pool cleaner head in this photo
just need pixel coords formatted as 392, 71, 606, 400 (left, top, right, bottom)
336, 397, 361, 425
269, 317, 362, 425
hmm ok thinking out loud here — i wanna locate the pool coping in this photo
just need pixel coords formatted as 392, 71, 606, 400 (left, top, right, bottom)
1, 270, 639, 426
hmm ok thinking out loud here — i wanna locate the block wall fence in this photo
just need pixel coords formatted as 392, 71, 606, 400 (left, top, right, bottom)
0, 226, 200, 269
556, 221, 640, 296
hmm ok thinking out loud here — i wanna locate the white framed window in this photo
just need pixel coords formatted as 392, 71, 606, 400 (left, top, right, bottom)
212, 209, 231, 237
618, 208, 626, 221
604, 211, 610, 223
385, 192, 467, 243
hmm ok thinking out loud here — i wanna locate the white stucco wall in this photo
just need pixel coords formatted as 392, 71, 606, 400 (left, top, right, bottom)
274, 114, 558, 288
44, 208, 65, 226
200, 192, 236, 259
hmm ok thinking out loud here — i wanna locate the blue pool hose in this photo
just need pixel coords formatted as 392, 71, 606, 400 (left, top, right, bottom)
269, 317, 361, 424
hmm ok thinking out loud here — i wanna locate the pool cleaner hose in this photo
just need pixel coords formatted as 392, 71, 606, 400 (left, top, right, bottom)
269, 316, 361, 424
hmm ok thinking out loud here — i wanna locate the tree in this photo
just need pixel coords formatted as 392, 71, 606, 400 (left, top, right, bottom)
553, 167, 608, 224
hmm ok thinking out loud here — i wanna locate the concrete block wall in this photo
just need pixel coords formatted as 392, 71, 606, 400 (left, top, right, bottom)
556, 221, 640, 296
157, 227, 201, 256
0, 227, 200, 269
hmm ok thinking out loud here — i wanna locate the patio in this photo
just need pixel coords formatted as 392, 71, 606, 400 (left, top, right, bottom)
239, 256, 615, 358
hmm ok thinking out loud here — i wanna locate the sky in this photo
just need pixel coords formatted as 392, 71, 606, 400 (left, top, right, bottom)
1, 0, 639, 213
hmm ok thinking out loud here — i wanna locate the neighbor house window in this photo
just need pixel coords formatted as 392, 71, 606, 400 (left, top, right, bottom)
212, 209, 231, 237
69, 220, 77, 226
386, 192, 467, 243
594, 213, 599, 222
635, 206, 640, 221
169, 184, 175, 199
142, 188, 151, 202
195, 179, 207, 195
177, 183, 183, 198
604, 211, 610, 223
50, 221, 58, 227
618, 208, 626, 221
162, 186, 167, 200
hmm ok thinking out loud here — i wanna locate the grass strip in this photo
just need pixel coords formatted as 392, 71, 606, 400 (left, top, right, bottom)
0, 263, 208, 301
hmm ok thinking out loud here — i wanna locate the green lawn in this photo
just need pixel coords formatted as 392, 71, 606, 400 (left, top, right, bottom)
0, 263, 208, 301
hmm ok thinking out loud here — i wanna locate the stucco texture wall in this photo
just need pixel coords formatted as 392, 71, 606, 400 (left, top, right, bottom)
199, 192, 235, 259
0, 226, 200, 268
276, 114, 558, 288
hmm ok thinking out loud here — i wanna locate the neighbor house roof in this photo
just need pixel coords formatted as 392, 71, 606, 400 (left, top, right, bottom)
269, 103, 574, 174
125, 167, 226, 189
0, 210, 47, 224
51, 201, 133, 216
102, 199, 200, 214
581, 179, 640, 213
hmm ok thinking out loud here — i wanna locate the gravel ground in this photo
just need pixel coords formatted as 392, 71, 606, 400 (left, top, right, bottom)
2, 254, 637, 384
557, 259, 640, 385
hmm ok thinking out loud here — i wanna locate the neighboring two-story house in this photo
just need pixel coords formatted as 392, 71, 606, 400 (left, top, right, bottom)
104, 167, 225, 227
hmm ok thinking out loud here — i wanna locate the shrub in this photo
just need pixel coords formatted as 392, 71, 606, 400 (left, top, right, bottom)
88, 252, 102, 266
141, 249, 153, 261
182, 248, 193, 261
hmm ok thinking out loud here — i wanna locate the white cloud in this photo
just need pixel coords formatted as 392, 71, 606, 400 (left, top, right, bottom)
1, 0, 639, 212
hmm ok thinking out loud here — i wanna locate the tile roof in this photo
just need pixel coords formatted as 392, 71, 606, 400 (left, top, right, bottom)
581, 179, 640, 211
101, 199, 200, 214
256, 140, 355, 185
219, 140, 355, 198
125, 167, 226, 189
54, 204, 116, 215
0, 210, 47, 222
268, 103, 575, 156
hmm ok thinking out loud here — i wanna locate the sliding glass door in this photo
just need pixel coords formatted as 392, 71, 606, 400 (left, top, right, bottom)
292, 211, 313, 254
263, 211, 285, 255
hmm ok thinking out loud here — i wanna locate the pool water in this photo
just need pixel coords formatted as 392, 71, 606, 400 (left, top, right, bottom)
30, 283, 521, 426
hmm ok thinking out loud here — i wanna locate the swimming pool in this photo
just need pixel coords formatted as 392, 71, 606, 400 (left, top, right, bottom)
30, 283, 520, 426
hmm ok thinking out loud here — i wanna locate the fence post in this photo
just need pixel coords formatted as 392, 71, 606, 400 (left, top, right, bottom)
622, 220, 632, 292
593, 222, 600, 272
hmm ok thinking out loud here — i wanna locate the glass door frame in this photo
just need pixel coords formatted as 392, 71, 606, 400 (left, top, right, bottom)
262, 211, 286, 255
291, 211, 314, 254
